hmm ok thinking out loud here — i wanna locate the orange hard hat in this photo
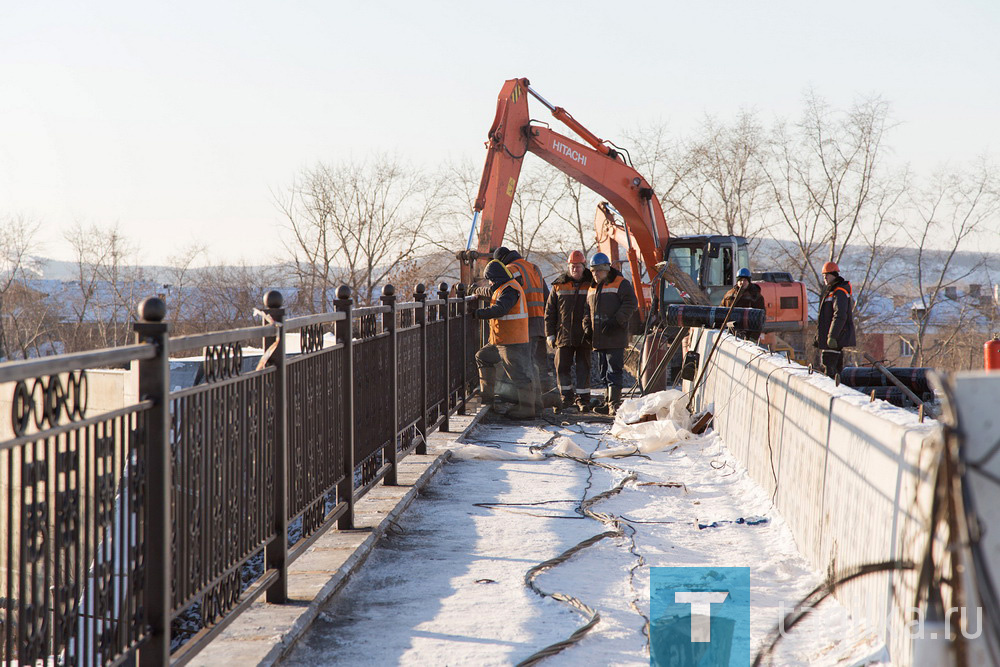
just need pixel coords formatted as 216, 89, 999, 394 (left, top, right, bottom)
822, 261, 840, 274
567, 250, 586, 264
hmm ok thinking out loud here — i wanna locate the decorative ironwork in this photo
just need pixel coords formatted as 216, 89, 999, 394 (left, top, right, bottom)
397, 307, 415, 330
449, 303, 464, 400
353, 335, 394, 469
1, 407, 149, 664
10, 370, 89, 437
353, 311, 384, 340
426, 319, 448, 422
202, 342, 243, 382
286, 344, 348, 555
299, 323, 324, 353
168, 370, 276, 631
396, 328, 422, 432
0, 288, 480, 666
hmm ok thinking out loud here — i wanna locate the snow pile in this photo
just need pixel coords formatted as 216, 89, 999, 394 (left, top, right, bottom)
598, 390, 707, 458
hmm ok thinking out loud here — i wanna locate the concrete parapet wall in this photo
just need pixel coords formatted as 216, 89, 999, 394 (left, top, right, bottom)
687, 329, 939, 664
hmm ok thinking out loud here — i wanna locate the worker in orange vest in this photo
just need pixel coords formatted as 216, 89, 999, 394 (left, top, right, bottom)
583, 252, 637, 415
494, 247, 555, 399
545, 250, 594, 411
473, 259, 539, 419
814, 261, 857, 379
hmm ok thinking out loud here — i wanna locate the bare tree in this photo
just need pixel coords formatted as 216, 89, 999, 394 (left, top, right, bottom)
277, 155, 443, 308
186, 261, 283, 331
163, 243, 207, 334
762, 91, 908, 336
668, 111, 771, 240
903, 159, 999, 366
0, 215, 53, 358
63, 222, 145, 351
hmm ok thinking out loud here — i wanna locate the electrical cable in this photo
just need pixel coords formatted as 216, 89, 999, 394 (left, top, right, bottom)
752, 559, 917, 667
514, 439, 654, 665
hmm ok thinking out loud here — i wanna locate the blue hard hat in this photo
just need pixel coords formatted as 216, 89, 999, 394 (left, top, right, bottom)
589, 252, 611, 268
736, 268, 752, 279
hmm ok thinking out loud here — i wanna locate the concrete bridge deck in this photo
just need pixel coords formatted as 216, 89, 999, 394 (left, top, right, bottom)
270, 404, 884, 666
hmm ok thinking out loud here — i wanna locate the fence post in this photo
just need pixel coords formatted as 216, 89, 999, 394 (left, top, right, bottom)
456, 283, 468, 415
381, 284, 399, 485
413, 283, 428, 455
335, 285, 355, 529
261, 290, 287, 603
438, 282, 450, 433
134, 297, 171, 667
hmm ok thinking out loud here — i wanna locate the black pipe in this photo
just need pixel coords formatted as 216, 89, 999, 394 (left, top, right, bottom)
664, 304, 765, 332
839, 367, 931, 394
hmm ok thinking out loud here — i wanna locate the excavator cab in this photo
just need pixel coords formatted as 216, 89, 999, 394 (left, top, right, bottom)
663, 236, 750, 305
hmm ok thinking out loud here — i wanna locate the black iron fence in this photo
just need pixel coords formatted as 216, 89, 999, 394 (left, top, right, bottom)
0, 282, 480, 665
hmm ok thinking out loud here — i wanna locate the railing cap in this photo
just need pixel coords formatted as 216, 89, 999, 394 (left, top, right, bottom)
382, 284, 396, 297
138, 297, 166, 323
263, 290, 284, 308
336, 284, 352, 300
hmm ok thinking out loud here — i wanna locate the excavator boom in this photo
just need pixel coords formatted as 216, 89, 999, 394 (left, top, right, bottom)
467, 78, 668, 317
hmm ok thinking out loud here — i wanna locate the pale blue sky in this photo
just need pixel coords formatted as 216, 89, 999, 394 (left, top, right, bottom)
1, 1, 998, 263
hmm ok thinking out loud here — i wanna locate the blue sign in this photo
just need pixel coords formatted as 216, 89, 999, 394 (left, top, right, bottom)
650, 567, 751, 667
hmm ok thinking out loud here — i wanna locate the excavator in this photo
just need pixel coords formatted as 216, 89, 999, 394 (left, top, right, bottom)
457, 77, 808, 369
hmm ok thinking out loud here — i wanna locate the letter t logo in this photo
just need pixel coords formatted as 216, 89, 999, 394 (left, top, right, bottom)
674, 591, 729, 642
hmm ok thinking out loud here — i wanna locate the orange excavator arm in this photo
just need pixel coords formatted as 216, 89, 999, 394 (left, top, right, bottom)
464, 77, 669, 316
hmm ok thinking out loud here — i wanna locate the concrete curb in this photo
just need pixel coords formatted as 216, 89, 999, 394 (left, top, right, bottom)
189, 404, 486, 666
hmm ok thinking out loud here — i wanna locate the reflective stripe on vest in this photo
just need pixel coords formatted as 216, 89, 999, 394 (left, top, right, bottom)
508, 259, 546, 317
824, 285, 852, 302
489, 279, 530, 345
590, 275, 626, 297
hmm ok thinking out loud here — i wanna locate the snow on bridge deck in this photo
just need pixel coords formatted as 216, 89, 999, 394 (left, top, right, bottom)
282, 400, 885, 666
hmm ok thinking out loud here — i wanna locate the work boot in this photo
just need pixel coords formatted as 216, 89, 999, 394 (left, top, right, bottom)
478, 367, 496, 406
507, 385, 540, 420
541, 389, 563, 410
609, 385, 623, 411
594, 387, 614, 415
560, 392, 576, 410
575, 393, 591, 413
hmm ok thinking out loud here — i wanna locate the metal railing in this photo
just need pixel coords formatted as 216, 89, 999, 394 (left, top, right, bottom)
0, 282, 479, 665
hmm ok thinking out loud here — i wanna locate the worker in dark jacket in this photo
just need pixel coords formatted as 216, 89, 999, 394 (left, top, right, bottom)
473, 259, 538, 419
582, 252, 637, 415
720, 268, 767, 342
545, 250, 593, 411
494, 247, 553, 395
814, 261, 856, 379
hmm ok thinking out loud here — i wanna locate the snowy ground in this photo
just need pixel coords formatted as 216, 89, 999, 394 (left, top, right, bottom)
282, 395, 888, 666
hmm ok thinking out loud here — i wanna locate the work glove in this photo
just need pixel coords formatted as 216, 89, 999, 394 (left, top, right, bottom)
811, 336, 819, 349
546, 335, 556, 348
826, 336, 838, 349
474, 308, 487, 320
601, 320, 614, 334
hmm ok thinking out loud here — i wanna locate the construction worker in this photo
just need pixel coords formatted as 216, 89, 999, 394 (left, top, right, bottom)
473, 259, 539, 419
815, 261, 856, 379
583, 252, 637, 415
720, 268, 766, 342
494, 247, 554, 397
545, 250, 593, 411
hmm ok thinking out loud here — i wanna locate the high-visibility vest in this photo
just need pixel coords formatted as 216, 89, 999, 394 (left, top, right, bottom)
489, 279, 529, 345
590, 275, 628, 299
507, 259, 546, 318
